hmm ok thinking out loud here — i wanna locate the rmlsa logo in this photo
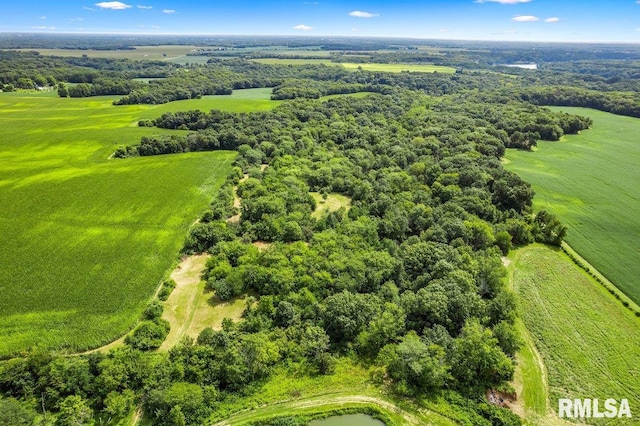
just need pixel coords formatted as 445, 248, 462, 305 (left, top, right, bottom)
559, 399, 632, 419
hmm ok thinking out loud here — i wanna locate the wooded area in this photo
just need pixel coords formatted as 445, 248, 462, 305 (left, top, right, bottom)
0, 37, 637, 425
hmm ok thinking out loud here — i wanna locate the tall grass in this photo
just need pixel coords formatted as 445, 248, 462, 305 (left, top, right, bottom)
511, 244, 640, 425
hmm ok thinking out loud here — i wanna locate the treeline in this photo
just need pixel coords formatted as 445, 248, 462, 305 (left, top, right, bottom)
518, 86, 640, 118
270, 79, 384, 100
0, 51, 174, 90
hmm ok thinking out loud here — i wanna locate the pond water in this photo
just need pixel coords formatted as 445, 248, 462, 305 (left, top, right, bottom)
308, 413, 385, 426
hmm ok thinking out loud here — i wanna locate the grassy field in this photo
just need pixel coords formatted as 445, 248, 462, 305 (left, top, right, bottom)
143, 88, 282, 114
207, 359, 458, 426
509, 244, 640, 425
504, 107, 640, 305
160, 255, 246, 351
0, 91, 285, 356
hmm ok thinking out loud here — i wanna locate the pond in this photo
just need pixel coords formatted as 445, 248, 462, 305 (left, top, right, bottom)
308, 413, 385, 426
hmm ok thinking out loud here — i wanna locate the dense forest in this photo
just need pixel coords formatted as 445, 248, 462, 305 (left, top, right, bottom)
0, 37, 635, 425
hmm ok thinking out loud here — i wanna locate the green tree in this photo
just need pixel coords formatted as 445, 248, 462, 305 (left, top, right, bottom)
103, 389, 135, 421
379, 332, 450, 395
0, 398, 36, 426
55, 395, 94, 426
450, 319, 514, 392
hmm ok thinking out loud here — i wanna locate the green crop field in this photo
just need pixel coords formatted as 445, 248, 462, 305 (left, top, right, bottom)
340, 63, 457, 73
0, 90, 285, 356
504, 108, 640, 304
510, 244, 640, 425
248, 58, 456, 73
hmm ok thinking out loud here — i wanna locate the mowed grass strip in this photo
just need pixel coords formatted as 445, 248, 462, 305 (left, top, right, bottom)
160, 255, 246, 351
510, 244, 640, 425
0, 91, 283, 356
504, 107, 640, 304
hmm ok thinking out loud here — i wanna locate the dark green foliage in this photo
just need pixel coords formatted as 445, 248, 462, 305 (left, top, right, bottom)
533, 210, 567, 246
252, 417, 306, 426
146, 382, 208, 426
183, 221, 235, 253
144, 300, 164, 320
124, 319, 170, 351
0, 398, 36, 426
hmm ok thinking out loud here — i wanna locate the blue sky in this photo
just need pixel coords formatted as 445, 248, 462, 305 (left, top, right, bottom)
3, 0, 640, 42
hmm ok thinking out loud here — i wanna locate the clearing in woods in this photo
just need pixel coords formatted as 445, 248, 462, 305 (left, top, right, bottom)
160, 255, 246, 350
310, 192, 352, 218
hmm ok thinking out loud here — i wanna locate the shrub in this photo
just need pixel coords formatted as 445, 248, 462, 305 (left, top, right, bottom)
125, 319, 170, 350
158, 279, 177, 301
143, 300, 164, 320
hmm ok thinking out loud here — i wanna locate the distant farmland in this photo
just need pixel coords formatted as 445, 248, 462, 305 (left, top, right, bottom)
249, 58, 456, 73
0, 91, 277, 356
504, 108, 640, 304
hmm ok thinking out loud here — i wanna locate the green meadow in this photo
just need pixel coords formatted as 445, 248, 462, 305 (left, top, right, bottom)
504, 108, 640, 304
510, 245, 640, 425
0, 89, 282, 357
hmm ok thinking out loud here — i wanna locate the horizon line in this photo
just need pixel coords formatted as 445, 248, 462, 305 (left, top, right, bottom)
2, 31, 640, 45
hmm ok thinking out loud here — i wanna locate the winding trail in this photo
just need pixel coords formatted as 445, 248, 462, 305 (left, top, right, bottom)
211, 394, 455, 426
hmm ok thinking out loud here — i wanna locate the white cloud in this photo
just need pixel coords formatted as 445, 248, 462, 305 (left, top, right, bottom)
545, 17, 560, 23
475, 0, 532, 3
31, 26, 56, 30
512, 15, 539, 22
162, 9, 176, 14
137, 5, 153, 9
293, 24, 313, 31
95, 2, 132, 10
40, 16, 46, 20
349, 10, 379, 18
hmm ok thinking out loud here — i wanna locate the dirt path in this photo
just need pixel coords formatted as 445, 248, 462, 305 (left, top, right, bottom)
228, 173, 249, 223
211, 394, 445, 426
